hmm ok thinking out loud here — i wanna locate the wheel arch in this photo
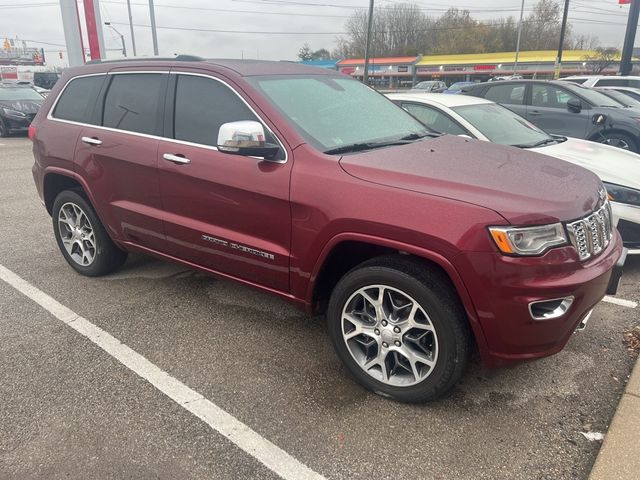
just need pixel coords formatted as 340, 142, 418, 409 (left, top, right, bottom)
307, 233, 489, 358
43, 168, 97, 216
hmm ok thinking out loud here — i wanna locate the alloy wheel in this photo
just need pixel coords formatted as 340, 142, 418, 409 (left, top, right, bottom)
603, 138, 630, 150
57, 202, 97, 266
341, 285, 438, 387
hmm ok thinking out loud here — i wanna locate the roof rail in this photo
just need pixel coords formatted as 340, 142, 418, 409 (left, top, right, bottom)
85, 54, 204, 65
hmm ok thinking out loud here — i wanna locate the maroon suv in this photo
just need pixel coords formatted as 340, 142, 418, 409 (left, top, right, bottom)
30, 57, 625, 402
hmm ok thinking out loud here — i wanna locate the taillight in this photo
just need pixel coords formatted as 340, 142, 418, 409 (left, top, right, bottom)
28, 125, 36, 140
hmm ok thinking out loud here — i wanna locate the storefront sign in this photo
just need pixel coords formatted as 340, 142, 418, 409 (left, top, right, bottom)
473, 64, 496, 71
397, 65, 408, 73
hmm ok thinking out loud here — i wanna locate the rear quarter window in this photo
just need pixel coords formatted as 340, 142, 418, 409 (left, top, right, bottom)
594, 78, 628, 87
485, 84, 525, 105
52, 75, 105, 123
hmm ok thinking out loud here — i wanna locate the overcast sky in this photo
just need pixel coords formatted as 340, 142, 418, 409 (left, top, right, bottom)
0, 0, 634, 67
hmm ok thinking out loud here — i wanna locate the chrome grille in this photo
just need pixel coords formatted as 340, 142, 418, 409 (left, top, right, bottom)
566, 201, 613, 261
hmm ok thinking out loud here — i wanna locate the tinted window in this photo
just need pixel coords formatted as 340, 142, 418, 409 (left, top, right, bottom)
173, 75, 266, 147
594, 78, 628, 87
402, 103, 466, 135
531, 84, 578, 109
103, 73, 164, 135
53, 75, 104, 123
485, 84, 525, 105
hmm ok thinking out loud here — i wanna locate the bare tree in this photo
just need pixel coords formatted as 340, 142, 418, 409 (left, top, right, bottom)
583, 47, 620, 74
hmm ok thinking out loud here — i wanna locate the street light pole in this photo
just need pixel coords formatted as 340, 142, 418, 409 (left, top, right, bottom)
514, 0, 525, 74
104, 22, 126, 57
620, 0, 640, 75
363, 0, 374, 85
553, 0, 570, 80
149, 0, 159, 55
126, 0, 137, 56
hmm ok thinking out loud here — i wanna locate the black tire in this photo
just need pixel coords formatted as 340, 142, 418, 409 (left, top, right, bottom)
52, 190, 127, 276
597, 131, 637, 153
327, 255, 471, 403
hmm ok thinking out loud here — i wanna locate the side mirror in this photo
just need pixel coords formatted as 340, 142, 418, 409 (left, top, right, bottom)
592, 113, 607, 125
567, 98, 582, 113
217, 121, 280, 160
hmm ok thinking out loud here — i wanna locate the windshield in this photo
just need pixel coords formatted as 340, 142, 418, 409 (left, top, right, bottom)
564, 83, 623, 107
0, 87, 43, 101
415, 81, 437, 89
452, 103, 552, 146
249, 75, 430, 152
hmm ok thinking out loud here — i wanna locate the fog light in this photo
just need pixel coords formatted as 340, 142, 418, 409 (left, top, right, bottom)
528, 296, 574, 320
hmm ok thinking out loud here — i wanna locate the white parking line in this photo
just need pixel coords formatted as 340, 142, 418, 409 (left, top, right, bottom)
0, 264, 326, 480
602, 296, 637, 308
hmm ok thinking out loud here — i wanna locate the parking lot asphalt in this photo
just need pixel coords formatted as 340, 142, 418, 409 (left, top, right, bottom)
1, 136, 639, 480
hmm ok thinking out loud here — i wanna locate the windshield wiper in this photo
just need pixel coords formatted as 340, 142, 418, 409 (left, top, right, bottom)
324, 134, 431, 155
512, 138, 558, 148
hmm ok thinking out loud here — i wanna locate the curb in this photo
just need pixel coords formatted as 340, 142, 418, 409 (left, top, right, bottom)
588, 353, 640, 480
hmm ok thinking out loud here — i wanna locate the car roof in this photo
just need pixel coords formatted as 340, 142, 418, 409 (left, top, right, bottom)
81, 56, 340, 77
387, 91, 492, 108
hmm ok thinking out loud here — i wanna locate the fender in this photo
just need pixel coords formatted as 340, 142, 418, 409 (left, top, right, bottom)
307, 232, 489, 359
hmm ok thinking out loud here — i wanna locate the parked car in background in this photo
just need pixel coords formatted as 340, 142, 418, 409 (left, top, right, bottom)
488, 75, 523, 81
412, 80, 447, 92
33, 71, 61, 90
596, 88, 640, 109
463, 79, 640, 152
387, 91, 640, 251
561, 75, 640, 89
443, 81, 476, 94
30, 57, 625, 402
0, 83, 43, 137
599, 86, 640, 103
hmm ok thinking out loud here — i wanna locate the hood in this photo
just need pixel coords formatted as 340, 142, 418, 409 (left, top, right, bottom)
339, 136, 603, 225
0, 99, 43, 114
532, 137, 640, 192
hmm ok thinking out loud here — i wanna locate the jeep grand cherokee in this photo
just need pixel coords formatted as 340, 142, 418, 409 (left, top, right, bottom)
30, 57, 625, 402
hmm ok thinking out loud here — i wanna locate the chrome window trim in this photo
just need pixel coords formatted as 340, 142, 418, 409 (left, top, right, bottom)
46, 70, 289, 164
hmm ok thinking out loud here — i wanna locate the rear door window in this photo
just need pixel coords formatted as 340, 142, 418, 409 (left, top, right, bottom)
53, 75, 105, 123
102, 73, 165, 135
485, 84, 525, 105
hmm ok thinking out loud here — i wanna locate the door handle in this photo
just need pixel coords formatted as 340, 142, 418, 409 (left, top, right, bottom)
81, 136, 102, 146
163, 153, 191, 165
529, 110, 542, 116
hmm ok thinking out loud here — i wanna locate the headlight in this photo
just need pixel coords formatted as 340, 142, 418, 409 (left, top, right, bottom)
489, 223, 567, 256
0, 107, 27, 118
604, 182, 640, 207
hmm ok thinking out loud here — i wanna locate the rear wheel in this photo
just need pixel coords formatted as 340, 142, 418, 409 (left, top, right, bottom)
52, 190, 127, 276
327, 256, 471, 403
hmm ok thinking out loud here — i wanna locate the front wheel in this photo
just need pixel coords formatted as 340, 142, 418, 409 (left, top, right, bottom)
327, 256, 471, 403
598, 132, 637, 152
52, 190, 128, 276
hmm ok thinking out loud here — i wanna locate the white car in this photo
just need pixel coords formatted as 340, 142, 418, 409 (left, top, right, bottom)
560, 75, 640, 89
387, 92, 640, 252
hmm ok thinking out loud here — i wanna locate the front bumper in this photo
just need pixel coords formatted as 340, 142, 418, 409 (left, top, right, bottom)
454, 231, 624, 367
1, 114, 33, 134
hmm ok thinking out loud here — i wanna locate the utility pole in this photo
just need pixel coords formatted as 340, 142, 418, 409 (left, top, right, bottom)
105, 22, 126, 57
363, 0, 374, 86
149, 0, 159, 55
553, 0, 570, 79
620, 0, 640, 75
126, 0, 137, 56
514, 0, 525, 74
